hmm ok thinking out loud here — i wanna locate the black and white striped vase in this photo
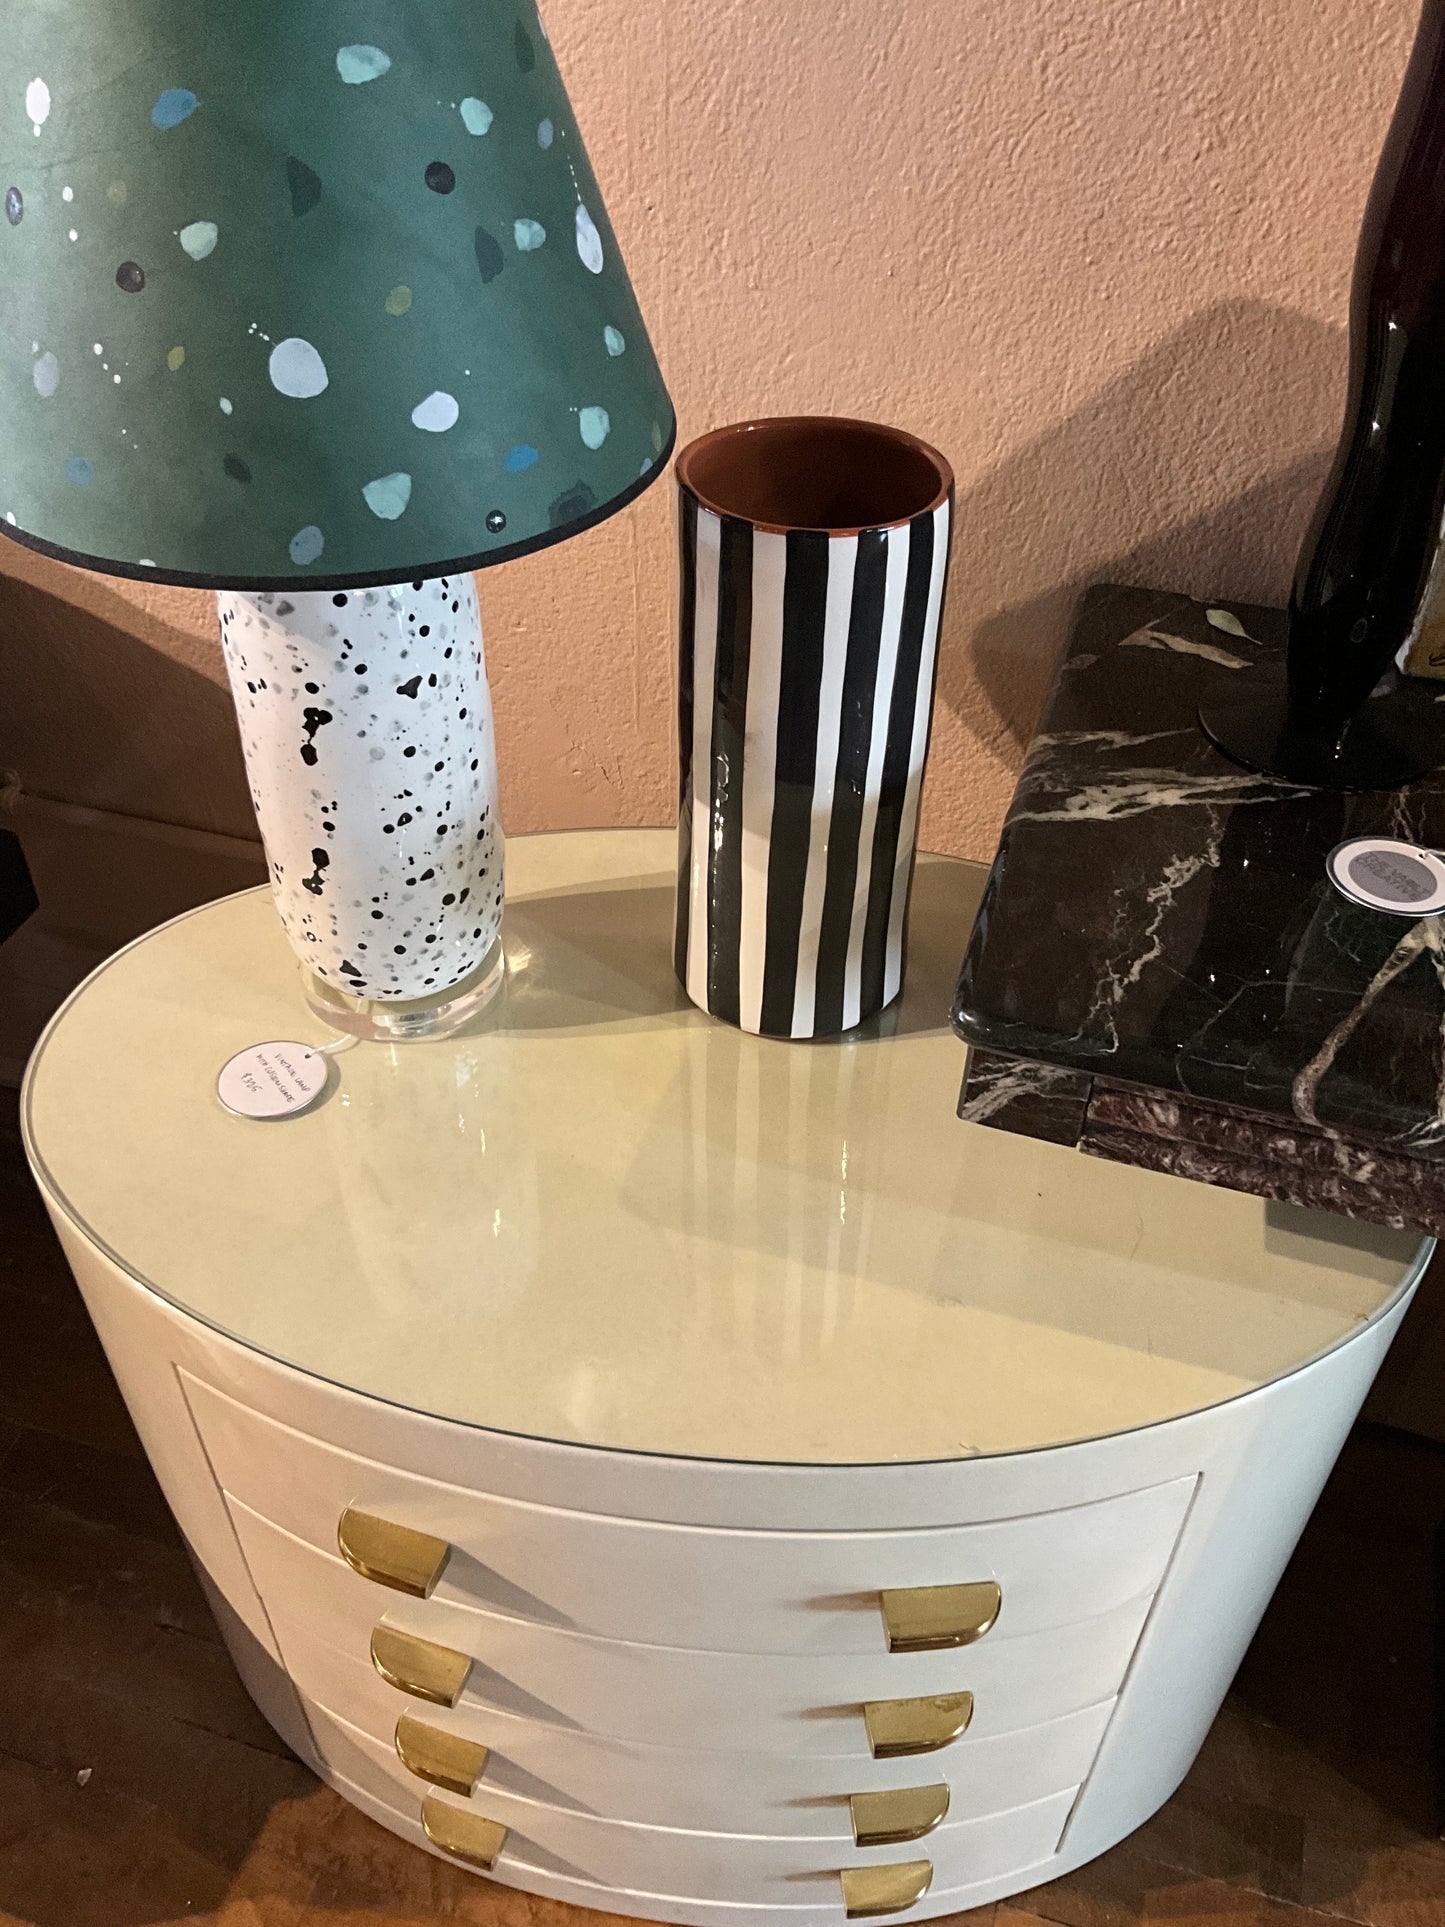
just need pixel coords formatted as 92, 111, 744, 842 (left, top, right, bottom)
673, 417, 953, 1038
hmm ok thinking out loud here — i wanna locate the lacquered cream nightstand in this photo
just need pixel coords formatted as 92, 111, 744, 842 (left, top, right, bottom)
21, 829, 1429, 1923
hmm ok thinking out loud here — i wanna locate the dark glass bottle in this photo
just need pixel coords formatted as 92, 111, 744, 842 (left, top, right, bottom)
1204, 0, 1445, 787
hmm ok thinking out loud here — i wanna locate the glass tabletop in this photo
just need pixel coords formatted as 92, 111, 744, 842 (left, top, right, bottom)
23, 828, 1427, 1466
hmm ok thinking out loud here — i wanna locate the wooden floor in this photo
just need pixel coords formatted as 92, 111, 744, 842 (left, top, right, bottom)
1, 1091, 1442, 1927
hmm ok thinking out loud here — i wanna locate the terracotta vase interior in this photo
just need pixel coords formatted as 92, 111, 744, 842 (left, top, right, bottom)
676, 417, 951, 534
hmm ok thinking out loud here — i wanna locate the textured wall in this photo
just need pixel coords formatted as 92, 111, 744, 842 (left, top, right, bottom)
0, 0, 1418, 861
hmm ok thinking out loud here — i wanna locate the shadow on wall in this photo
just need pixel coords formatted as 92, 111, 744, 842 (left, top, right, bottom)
937, 298, 1347, 761
0, 566, 255, 839
0, 566, 265, 1077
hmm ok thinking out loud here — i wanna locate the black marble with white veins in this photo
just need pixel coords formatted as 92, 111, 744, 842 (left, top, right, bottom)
955, 1046, 1092, 1146
954, 584, 1445, 1219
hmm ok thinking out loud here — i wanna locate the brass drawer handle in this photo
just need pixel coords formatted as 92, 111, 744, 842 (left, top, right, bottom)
864, 1691, 974, 1758
849, 1783, 949, 1847
420, 1793, 507, 1870
879, 1582, 1001, 1653
370, 1625, 471, 1707
395, 1713, 489, 1795
338, 1507, 451, 1598
840, 1861, 933, 1918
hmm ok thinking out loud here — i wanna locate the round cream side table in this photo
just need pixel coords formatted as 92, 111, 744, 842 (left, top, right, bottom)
22, 829, 1429, 1924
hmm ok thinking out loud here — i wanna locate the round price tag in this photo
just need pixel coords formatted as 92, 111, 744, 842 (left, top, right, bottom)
1326, 837, 1445, 918
216, 1040, 331, 1120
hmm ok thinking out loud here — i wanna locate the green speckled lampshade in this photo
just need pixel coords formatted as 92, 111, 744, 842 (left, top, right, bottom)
0, 1, 673, 589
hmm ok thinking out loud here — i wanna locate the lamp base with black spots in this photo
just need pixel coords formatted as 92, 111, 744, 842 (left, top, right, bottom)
217, 575, 505, 1043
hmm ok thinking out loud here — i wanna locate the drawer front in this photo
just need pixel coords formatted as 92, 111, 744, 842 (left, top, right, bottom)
233, 1498, 1150, 1754
276, 1606, 1113, 1833
304, 1695, 1077, 1905
185, 1370, 1193, 1655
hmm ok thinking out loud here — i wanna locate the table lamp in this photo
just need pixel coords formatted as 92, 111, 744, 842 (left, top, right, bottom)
0, 2, 673, 1041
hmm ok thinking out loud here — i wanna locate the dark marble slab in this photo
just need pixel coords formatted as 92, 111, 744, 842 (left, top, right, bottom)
1077, 1120, 1445, 1235
958, 1041, 1445, 1235
954, 584, 1445, 1166
956, 1046, 1092, 1145
1078, 1081, 1445, 1237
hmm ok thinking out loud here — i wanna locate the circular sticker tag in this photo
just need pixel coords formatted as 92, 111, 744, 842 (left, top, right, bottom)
1326, 837, 1445, 917
216, 1041, 331, 1120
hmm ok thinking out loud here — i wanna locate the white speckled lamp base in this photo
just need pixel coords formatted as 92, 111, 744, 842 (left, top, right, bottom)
217, 576, 505, 1041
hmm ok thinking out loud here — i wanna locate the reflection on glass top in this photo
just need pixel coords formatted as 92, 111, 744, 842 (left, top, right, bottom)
24, 829, 1425, 1466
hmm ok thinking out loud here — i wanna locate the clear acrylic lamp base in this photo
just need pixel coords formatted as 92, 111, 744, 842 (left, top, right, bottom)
301, 932, 506, 1042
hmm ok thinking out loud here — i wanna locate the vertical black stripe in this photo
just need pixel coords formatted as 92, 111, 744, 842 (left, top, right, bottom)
812, 529, 890, 1035
860, 512, 935, 1015
890, 498, 953, 988
673, 489, 698, 986
759, 531, 831, 1035
707, 516, 753, 1026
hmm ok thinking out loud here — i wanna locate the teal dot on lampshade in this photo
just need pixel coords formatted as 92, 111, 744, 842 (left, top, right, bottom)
579, 407, 610, 450
514, 218, 546, 252
575, 205, 603, 274
362, 471, 412, 520
504, 443, 538, 473
286, 157, 322, 216
150, 88, 198, 129
604, 326, 625, 356
179, 220, 218, 260
289, 524, 324, 564
64, 455, 94, 484
460, 97, 493, 136
537, 118, 554, 149
474, 227, 504, 282
269, 337, 328, 398
411, 390, 459, 433
336, 45, 391, 84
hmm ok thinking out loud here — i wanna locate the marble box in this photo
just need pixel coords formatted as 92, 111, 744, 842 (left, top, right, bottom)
953, 584, 1445, 1238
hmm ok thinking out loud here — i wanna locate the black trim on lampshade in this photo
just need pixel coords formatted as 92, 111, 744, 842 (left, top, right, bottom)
0, 418, 678, 592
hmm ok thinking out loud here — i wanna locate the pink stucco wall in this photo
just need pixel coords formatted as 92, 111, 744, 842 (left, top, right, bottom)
0, 0, 1419, 860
